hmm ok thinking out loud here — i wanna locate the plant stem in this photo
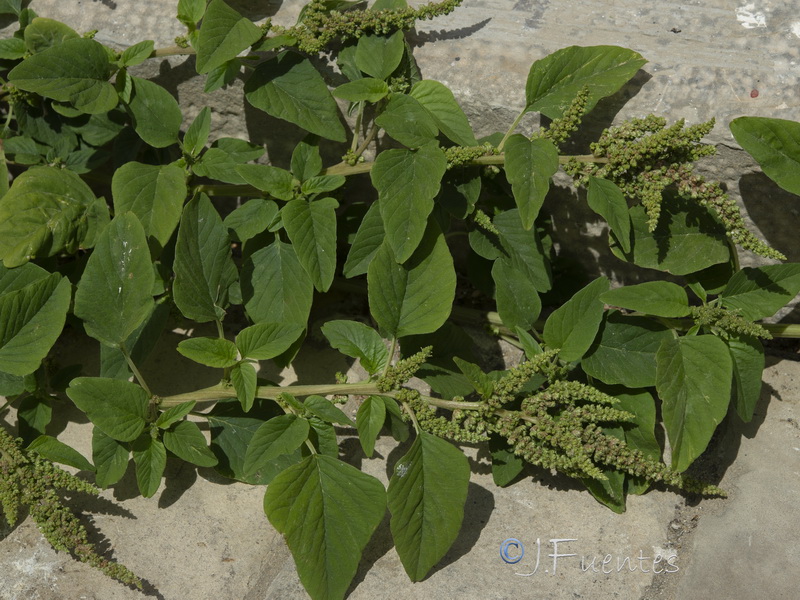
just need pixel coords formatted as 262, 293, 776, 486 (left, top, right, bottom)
382, 338, 397, 378
497, 109, 527, 152
150, 45, 196, 58
120, 343, 153, 398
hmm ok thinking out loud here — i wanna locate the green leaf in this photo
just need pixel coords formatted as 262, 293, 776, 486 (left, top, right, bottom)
118, 40, 155, 68
282, 197, 338, 292
525, 45, 646, 119
410, 80, 477, 146
601, 281, 690, 318
28, 435, 95, 472
375, 93, 439, 148
156, 401, 196, 429
343, 201, 385, 278
177, 336, 238, 368
178, 0, 206, 26
304, 395, 354, 426
263, 454, 387, 600
730, 116, 800, 196
196, 0, 262, 74
24, 17, 79, 54
492, 258, 541, 331
132, 434, 166, 498
100, 301, 170, 381
193, 138, 266, 184
72, 213, 146, 333
504, 135, 559, 229
67, 377, 149, 442
656, 335, 732, 472
245, 52, 346, 142
243, 414, 310, 477
371, 143, 447, 263
489, 434, 524, 487
208, 400, 303, 484
543, 277, 609, 362
127, 76, 182, 148
381, 396, 409, 442
224, 198, 279, 243
231, 361, 257, 412
581, 425, 627, 513
112, 162, 187, 253
333, 77, 389, 103
307, 416, 339, 457
8, 38, 117, 114
235, 165, 295, 201
235, 322, 304, 359
582, 312, 673, 388
453, 357, 496, 398
613, 202, 730, 276
0, 0, 21, 16
613, 389, 660, 495
0, 166, 99, 267
291, 138, 323, 182
726, 335, 764, 423
368, 222, 456, 338
17, 394, 52, 440
320, 320, 388, 375
355, 31, 405, 80
183, 106, 211, 157
202, 58, 241, 93
586, 177, 631, 253
173, 194, 238, 323
300, 175, 345, 196
74, 213, 154, 347
494, 209, 552, 292
0, 273, 70, 376
92, 427, 130, 488
163, 420, 218, 467
242, 241, 313, 325
0, 37, 25, 60
356, 396, 385, 458
387, 431, 470, 581
720, 263, 800, 321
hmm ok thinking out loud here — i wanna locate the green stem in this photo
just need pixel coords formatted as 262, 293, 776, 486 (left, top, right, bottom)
402, 402, 421, 433
120, 343, 153, 398
382, 338, 397, 378
497, 109, 528, 152
151, 45, 195, 58
350, 102, 365, 154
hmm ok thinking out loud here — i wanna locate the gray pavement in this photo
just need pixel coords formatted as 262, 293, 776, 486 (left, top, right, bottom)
2, 1, 800, 599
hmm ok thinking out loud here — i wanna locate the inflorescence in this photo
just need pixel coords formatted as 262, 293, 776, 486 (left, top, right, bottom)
0, 429, 141, 588
564, 115, 784, 260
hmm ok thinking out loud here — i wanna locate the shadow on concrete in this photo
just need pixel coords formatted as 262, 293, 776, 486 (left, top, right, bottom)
408, 17, 492, 46
739, 171, 800, 263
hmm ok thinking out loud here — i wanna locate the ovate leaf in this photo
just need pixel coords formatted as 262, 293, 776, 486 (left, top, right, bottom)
131, 435, 167, 498
0, 166, 99, 267
333, 77, 389, 103
282, 197, 338, 292
525, 45, 646, 118
489, 435, 524, 487
183, 106, 212, 157
235, 322, 304, 360
355, 31, 404, 80
242, 241, 313, 325
111, 162, 187, 253
727, 335, 764, 423
720, 263, 800, 321
163, 420, 218, 467
243, 414, 309, 476
231, 361, 257, 412
656, 335, 732, 472
375, 93, 439, 148
586, 177, 631, 253
320, 320, 388, 375
195, 0, 262, 74
127, 76, 182, 148
8, 38, 117, 114
730, 116, 800, 196
600, 281, 690, 318
155, 401, 196, 429
235, 164, 295, 201
0, 273, 70, 376
543, 277, 609, 362
177, 336, 238, 368
410, 80, 477, 146
343, 201, 385, 278
23, 18, 79, 54
245, 51, 346, 142
67, 377, 149, 442
356, 396, 385, 457
387, 431, 470, 581
492, 258, 541, 331
304, 395, 354, 426
368, 222, 456, 338
92, 427, 130, 488
371, 143, 447, 263
263, 455, 387, 600
503, 135, 559, 229
74, 213, 154, 347
28, 435, 95, 472
173, 194, 238, 323
224, 198, 279, 243
118, 40, 155, 68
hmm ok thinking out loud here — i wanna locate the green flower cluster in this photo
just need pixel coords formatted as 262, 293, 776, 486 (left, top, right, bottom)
564, 115, 784, 259
377, 346, 433, 392
691, 305, 771, 339
0, 429, 141, 588
444, 143, 496, 169
492, 381, 725, 495
271, 0, 463, 54
536, 85, 590, 145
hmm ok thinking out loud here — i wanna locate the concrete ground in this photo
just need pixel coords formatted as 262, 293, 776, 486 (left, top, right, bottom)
2, 1, 800, 599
